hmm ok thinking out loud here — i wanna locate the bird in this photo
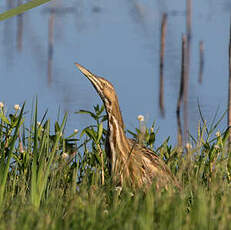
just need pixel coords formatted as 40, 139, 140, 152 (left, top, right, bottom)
75, 62, 180, 190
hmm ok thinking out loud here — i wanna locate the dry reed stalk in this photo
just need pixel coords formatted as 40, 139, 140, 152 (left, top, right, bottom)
228, 17, 231, 146
184, 0, 192, 143
159, 13, 167, 117
186, 0, 192, 40
183, 56, 189, 143
176, 35, 186, 146
17, 0, 23, 52
48, 10, 55, 85
198, 41, 204, 84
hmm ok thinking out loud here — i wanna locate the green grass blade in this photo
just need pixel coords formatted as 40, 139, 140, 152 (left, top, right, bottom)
0, 0, 52, 21
209, 105, 220, 131
208, 110, 227, 136
31, 112, 68, 209
197, 102, 209, 136
0, 103, 25, 206
45, 113, 68, 177
31, 98, 38, 207
36, 120, 50, 191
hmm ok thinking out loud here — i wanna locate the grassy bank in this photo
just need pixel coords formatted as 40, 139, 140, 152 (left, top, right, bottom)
0, 102, 231, 230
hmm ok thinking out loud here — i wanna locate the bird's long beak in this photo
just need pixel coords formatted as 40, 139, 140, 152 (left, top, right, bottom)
74, 62, 99, 86
75, 62, 104, 97
75, 63, 93, 78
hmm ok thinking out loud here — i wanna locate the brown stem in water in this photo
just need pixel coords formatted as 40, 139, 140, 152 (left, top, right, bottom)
159, 13, 167, 117
177, 35, 186, 146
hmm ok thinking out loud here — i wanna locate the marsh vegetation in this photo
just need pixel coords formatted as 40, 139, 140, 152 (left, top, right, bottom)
0, 102, 231, 229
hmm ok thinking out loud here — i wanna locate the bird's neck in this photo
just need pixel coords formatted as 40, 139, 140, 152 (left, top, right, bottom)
104, 98, 125, 130
105, 102, 131, 175
106, 102, 127, 146
107, 112, 126, 140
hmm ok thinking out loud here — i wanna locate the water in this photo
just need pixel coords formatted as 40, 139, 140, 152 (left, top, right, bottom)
0, 0, 230, 145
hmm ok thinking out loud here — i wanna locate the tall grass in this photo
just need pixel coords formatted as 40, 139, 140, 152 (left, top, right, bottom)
0, 102, 231, 229
31, 99, 68, 209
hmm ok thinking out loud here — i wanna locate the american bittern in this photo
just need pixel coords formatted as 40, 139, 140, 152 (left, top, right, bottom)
75, 63, 180, 190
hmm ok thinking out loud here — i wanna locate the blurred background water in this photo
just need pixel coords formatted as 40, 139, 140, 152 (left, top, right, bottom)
0, 0, 230, 145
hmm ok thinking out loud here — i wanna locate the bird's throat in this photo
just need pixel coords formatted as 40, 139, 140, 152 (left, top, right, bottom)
107, 112, 130, 176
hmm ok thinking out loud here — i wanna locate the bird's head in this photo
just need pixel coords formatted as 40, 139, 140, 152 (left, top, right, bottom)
75, 63, 118, 111
75, 62, 125, 128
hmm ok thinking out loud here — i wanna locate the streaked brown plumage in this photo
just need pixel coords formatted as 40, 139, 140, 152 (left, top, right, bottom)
75, 63, 180, 190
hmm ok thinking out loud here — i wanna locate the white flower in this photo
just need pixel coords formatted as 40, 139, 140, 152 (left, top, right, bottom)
137, 115, 144, 122
62, 152, 69, 160
0, 102, 4, 108
115, 186, 122, 194
74, 129, 78, 134
214, 145, 220, 150
37, 122, 41, 126
185, 143, 192, 149
215, 131, 221, 137
14, 104, 20, 111
129, 192, 134, 197
103, 210, 109, 215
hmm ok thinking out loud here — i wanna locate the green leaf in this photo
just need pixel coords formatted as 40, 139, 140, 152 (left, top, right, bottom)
55, 121, 60, 133
85, 128, 97, 142
0, 112, 10, 124
9, 114, 17, 124
31, 99, 38, 207
98, 105, 105, 115
80, 125, 96, 138
76, 110, 97, 120
101, 115, 108, 123
197, 102, 209, 136
97, 123, 103, 143
0, 0, 52, 21
127, 129, 137, 139
147, 133, 155, 146
222, 127, 230, 145
94, 104, 100, 113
